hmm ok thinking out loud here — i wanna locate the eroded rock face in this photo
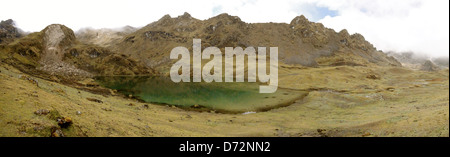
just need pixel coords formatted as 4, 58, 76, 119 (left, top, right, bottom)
44, 25, 66, 49
38, 24, 92, 77
41, 24, 75, 61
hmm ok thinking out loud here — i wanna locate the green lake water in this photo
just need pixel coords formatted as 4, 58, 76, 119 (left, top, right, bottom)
95, 76, 306, 113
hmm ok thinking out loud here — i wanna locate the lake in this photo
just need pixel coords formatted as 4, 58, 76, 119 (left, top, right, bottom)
95, 76, 307, 113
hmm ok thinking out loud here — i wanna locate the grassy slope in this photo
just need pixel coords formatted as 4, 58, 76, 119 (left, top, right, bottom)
0, 62, 448, 137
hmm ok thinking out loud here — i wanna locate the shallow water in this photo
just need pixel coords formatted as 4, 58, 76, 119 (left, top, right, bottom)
95, 76, 306, 113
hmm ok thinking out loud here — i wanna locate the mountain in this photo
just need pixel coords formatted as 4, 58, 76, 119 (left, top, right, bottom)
0, 19, 22, 44
0, 22, 156, 81
114, 13, 401, 72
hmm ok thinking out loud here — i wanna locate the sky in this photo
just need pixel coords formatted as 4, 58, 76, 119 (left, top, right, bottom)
1, 0, 448, 57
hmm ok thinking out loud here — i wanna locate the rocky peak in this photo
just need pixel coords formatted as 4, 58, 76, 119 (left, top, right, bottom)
0, 19, 16, 33
178, 12, 192, 19
290, 15, 310, 26
209, 13, 243, 25
152, 14, 172, 26
289, 15, 331, 48
350, 33, 366, 41
152, 13, 198, 28
161, 14, 172, 20
338, 29, 350, 37
0, 19, 22, 44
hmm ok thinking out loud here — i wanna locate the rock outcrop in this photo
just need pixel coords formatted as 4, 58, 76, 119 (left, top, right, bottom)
421, 60, 440, 72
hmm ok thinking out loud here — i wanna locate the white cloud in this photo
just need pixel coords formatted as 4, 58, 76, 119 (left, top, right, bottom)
317, 0, 449, 57
0, 0, 448, 57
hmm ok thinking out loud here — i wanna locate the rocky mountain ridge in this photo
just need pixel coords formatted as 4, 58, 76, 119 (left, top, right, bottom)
113, 13, 401, 72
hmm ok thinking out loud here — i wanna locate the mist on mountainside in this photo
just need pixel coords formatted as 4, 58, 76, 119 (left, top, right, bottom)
387, 51, 449, 71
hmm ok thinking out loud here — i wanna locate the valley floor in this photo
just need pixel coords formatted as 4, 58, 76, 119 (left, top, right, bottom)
0, 63, 448, 137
